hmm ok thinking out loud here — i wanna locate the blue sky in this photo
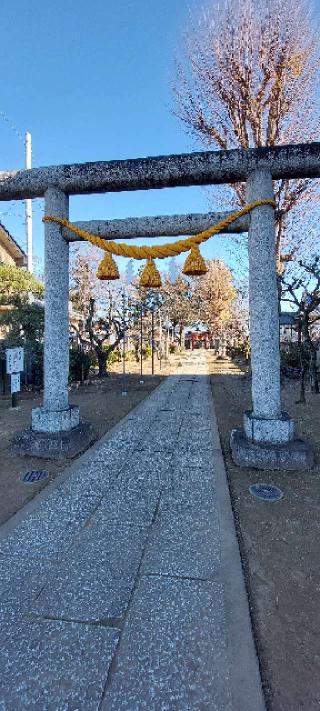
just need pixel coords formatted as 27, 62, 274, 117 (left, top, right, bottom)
0, 0, 245, 275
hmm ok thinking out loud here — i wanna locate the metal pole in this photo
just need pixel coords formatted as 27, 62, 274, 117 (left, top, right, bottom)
1, 359, 6, 396
25, 131, 33, 273
140, 306, 143, 376
164, 327, 169, 360
159, 310, 162, 371
122, 292, 126, 375
151, 310, 155, 375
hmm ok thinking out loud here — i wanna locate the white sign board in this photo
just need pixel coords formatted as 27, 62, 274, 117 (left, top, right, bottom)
10, 372, 21, 394
6, 347, 24, 375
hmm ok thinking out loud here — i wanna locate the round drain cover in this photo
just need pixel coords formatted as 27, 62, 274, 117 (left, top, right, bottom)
20, 470, 49, 484
249, 483, 284, 502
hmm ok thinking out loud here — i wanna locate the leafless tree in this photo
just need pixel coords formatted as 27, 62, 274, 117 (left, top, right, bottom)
174, 0, 320, 271
282, 257, 320, 400
227, 292, 250, 346
196, 260, 237, 335
161, 273, 199, 346
69, 245, 128, 376
85, 296, 126, 377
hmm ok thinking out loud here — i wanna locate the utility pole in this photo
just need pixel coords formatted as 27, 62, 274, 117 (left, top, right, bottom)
25, 131, 33, 273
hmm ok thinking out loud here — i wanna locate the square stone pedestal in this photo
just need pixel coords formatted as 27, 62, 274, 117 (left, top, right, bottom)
32, 405, 80, 433
13, 406, 96, 460
231, 410, 313, 471
243, 410, 294, 444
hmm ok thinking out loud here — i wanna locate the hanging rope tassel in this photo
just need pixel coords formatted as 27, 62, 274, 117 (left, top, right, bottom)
182, 245, 207, 276
96, 251, 120, 280
139, 258, 162, 288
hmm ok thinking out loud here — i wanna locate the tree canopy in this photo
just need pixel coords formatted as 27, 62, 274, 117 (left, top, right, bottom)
0, 264, 43, 304
174, 0, 320, 269
0, 266, 44, 382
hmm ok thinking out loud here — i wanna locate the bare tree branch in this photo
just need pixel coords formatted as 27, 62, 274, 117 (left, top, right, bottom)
173, 0, 320, 272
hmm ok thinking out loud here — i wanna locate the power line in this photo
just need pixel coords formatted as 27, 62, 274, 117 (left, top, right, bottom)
0, 110, 24, 144
0, 110, 40, 166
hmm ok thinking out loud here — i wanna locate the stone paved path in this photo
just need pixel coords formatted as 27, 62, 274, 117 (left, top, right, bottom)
0, 353, 265, 710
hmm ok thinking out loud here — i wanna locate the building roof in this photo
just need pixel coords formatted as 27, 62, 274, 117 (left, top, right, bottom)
0, 222, 27, 267
184, 321, 209, 334
280, 311, 298, 326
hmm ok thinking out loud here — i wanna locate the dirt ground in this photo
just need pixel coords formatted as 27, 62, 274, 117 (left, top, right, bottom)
0, 354, 177, 526
210, 354, 320, 711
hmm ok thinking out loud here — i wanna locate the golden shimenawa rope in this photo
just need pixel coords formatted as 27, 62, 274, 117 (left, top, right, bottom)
43, 200, 275, 260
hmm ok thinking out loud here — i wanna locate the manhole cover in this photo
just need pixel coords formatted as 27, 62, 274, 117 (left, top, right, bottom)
20, 470, 49, 484
249, 483, 284, 502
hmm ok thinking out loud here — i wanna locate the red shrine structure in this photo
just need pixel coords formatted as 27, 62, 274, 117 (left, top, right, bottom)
184, 323, 211, 350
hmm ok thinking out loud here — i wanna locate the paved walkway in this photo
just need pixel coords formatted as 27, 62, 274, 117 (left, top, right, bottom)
0, 353, 265, 710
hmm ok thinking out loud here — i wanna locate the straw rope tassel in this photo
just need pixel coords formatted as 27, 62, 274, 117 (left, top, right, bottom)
96, 251, 120, 280
182, 245, 207, 276
139, 258, 162, 288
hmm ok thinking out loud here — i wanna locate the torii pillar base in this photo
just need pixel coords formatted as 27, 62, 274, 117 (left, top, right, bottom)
13, 414, 96, 460
230, 416, 313, 471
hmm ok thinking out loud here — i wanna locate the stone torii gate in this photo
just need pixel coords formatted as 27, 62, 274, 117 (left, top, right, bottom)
5, 142, 318, 469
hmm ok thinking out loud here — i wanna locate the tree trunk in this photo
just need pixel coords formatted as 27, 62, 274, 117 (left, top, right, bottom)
179, 325, 183, 347
97, 350, 107, 377
302, 315, 319, 394
310, 344, 319, 393
102, 332, 125, 370
296, 322, 306, 404
299, 364, 307, 404
305, 317, 320, 394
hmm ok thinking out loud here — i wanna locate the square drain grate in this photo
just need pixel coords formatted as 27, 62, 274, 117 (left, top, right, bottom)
20, 470, 49, 484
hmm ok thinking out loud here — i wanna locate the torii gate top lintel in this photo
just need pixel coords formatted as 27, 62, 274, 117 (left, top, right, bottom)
0, 141, 320, 200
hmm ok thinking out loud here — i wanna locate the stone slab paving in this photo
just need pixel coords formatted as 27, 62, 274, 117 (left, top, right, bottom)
0, 354, 265, 710
33, 522, 149, 622
102, 577, 232, 711
1, 618, 118, 710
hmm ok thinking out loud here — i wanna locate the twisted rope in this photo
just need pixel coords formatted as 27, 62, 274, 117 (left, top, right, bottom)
43, 199, 275, 260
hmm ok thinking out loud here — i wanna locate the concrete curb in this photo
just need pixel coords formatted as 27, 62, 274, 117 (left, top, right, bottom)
209, 384, 266, 711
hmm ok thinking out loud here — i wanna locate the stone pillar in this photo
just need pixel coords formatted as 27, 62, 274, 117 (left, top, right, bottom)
243, 168, 294, 444
32, 187, 80, 434
230, 169, 313, 470
247, 169, 281, 419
